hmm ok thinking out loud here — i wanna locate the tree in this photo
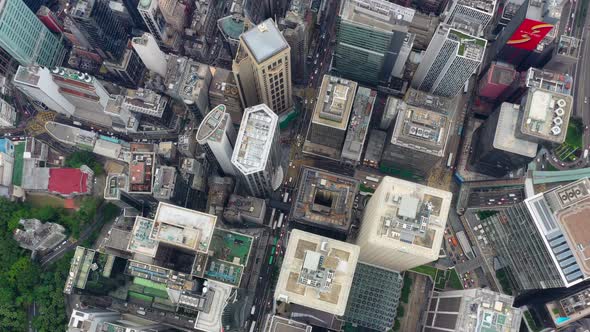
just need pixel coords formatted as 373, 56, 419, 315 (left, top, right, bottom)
65, 151, 103, 175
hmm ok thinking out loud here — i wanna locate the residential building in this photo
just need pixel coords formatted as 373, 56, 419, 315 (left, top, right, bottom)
13, 218, 66, 257
274, 229, 360, 316
152, 165, 176, 201
334, 0, 415, 85
291, 167, 359, 237
233, 18, 292, 114
67, 309, 121, 331
132, 32, 167, 77
209, 67, 243, 125
103, 48, 146, 88
357, 176, 452, 271
515, 87, 573, 144
223, 194, 267, 225
423, 288, 522, 331
137, 0, 181, 51
477, 61, 517, 100
69, 0, 128, 62
121, 88, 176, 130
341, 87, 376, 166
0, 97, 16, 127
164, 56, 211, 119
381, 105, 452, 179
0, 138, 14, 189
196, 104, 237, 176
280, 10, 307, 84
412, 24, 486, 97
481, 178, 590, 290
303, 75, 357, 160
231, 104, 281, 198
546, 286, 590, 329
343, 263, 403, 331
0, 0, 66, 67
127, 143, 156, 196
470, 103, 538, 177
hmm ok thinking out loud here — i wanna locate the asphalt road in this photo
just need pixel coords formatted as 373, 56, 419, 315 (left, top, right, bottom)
573, 0, 590, 163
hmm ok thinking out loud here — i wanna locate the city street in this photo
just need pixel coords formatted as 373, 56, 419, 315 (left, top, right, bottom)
572, 0, 590, 164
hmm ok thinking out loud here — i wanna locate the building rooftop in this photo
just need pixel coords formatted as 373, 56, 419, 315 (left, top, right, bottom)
241, 18, 289, 63
556, 35, 581, 59
291, 167, 359, 233
390, 105, 451, 157
64, 246, 96, 294
178, 60, 209, 104
264, 315, 313, 332
448, 28, 486, 61
404, 88, 454, 113
455, 0, 496, 14
493, 103, 538, 157
14, 66, 41, 86
364, 130, 387, 165
47, 168, 91, 196
523, 68, 573, 95
339, 0, 415, 31
489, 62, 517, 86
363, 176, 452, 258
223, 194, 266, 223
153, 166, 176, 200
196, 104, 230, 143
45, 121, 97, 149
0, 98, 16, 127
312, 75, 357, 130
128, 217, 160, 257
13, 218, 66, 254
425, 288, 522, 332
128, 145, 155, 194
547, 286, 590, 327
520, 87, 573, 144
204, 228, 253, 287
232, 104, 278, 175
123, 89, 167, 117
151, 202, 217, 253
50, 66, 95, 84
70, 0, 97, 19
218, 15, 247, 41
341, 87, 375, 162
343, 263, 403, 331
525, 178, 590, 287
275, 229, 360, 315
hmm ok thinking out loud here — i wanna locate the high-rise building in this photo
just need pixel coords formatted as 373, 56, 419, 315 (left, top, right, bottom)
69, 0, 128, 62
481, 178, 590, 291
443, 0, 497, 34
196, 104, 237, 176
333, 0, 415, 85
218, 14, 249, 59
274, 229, 360, 316
208, 67, 243, 125
423, 288, 522, 331
137, 0, 176, 50
232, 104, 281, 198
102, 48, 146, 88
131, 32, 167, 77
0, 98, 16, 128
36, 6, 64, 33
280, 10, 307, 85
356, 176, 452, 272
412, 24, 486, 97
303, 75, 357, 160
470, 103, 538, 177
477, 61, 517, 100
501, 67, 573, 104
233, 19, 292, 114
381, 104, 452, 179
0, 0, 65, 67
243, 0, 269, 24
163, 56, 211, 119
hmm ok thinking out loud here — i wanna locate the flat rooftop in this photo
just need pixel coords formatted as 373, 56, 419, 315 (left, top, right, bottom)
312, 75, 357, 130
404, 88, 454, 113
291, 167, 359, 233
524, 68, 573, 95
232, 104, 278, 175
493, 103, 538, 157
123, 89, 166, 117
489, 62, 517, 85
548, 287, 590, 327
241, 19, 288, 63
128, 217, 160, 257
556, 35, 582, 58
223, 194, 266, 221
218, 15, 246, 41
14, 66, 41, 86
128, 149, 155, 194
64, 246, 96, 294
204, 229, 253, 287
339, 0, 415, 31
424, 288, 521, 332
265, 315, 312, 332
363, 176, 452, 256
520, 87, 573, 144
390, 105, 451, 157
45, 121, 97, 149
153, 166, 176, 200
341, 87, 375, 162
196, 104, 229, 143
525, 179, 590, 287
151, 202, 217, 253
456, 0, 496, 13
448, 28, 486, 61
178, 60, 209, 103
275, 229, 360, 315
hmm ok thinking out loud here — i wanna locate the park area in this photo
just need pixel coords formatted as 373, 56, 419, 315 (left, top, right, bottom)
553, 119, 584, 162
410, 265, 463, 290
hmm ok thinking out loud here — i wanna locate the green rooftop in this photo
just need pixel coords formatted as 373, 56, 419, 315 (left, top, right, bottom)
449, 28, 486, 58
12, 143, 24, 186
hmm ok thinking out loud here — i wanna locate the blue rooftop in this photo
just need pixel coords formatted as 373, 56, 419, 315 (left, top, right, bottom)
0, 138, 14, 157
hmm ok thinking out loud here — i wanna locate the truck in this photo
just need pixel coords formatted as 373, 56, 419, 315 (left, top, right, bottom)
447, 153, 454, 168
250, 305, 256, 315
283, 192, 289, 203
249, 321, 256, 332
449, 236, 458, 247
277, 213, 284, 229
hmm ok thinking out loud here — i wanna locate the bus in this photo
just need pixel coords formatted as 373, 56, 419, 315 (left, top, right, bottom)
268, 208, 276, 228
250, 321, 257, 332
283, 192, 289, 203
277, 213, 285, 229
447, 153, 454, 168
269, 256, 274, 265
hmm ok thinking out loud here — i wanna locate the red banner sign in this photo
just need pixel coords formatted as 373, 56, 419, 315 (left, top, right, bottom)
507, 19, 553, 51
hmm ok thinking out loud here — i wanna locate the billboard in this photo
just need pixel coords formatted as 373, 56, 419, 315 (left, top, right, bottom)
507, 19, 553, 51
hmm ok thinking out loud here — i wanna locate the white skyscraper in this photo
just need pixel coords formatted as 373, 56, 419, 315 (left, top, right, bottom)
196, 104, 236, 176
412, 24, 486, 97
356, 176, 452, 271
232, 104, 282, 198
131, 32, 168, 77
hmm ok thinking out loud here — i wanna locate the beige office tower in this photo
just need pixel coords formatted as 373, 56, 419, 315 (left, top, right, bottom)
233, 18, 292, 114
357, 176, 452, 271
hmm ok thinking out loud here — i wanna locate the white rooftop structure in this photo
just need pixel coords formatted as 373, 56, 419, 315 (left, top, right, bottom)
519, 88, 573, 144
275, 229, 360, 315
357, 176, 452, 272
494, 103, 538, 157
241, 18, 289, 63
232, 104, 278, 175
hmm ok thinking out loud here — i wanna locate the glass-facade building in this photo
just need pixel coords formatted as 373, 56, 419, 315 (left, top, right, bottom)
0, 0, 65, 67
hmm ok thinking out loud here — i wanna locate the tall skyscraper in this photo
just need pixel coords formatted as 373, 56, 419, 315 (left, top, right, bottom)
196, 104, 237, 176
356, 176, 452, 272
334, 0, 415, 85
481, 179, 590, 291
137, 0, 181, 51
69, 0, 128, 62
233, 19, 292, 114
412, 24, 486, 97
443, 0, 497, 34
232, 104, 281, 198
131, 32, 167, 77
280, 11, 307, 85
102, 48, 146, 88
0, 0, 65, 67
477, 61, 517, 100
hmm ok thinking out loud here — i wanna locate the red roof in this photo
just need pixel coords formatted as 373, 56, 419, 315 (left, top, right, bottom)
47, 168, 89, 195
